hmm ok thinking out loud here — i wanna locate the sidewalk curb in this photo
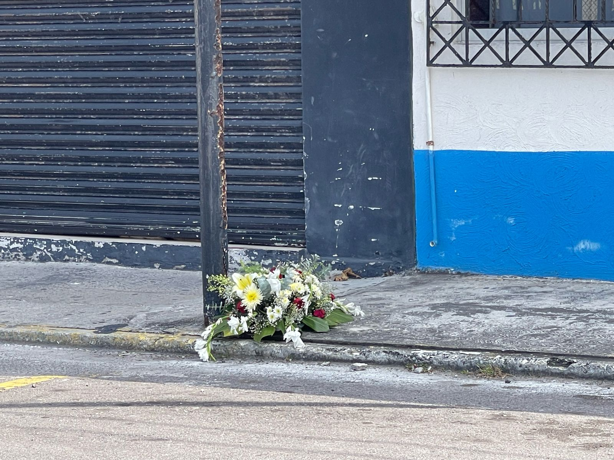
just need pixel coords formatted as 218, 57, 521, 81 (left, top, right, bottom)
1, 325, 614, 380
0, 325, 198, 354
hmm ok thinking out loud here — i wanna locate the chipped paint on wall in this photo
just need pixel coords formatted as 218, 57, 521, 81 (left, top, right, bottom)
0, 235, 306, 272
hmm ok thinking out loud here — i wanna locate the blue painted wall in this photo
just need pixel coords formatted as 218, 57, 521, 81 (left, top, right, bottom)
415, 149, 614, 280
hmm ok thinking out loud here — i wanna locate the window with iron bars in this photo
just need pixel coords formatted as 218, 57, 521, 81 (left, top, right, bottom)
428, 0, 614, 67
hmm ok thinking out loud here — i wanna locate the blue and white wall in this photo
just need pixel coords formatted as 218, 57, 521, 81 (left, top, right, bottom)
412, 0, 614, 280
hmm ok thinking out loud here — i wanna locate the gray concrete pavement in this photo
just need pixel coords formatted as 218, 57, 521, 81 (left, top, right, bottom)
1, 372, 613, 459
2, 261, 614, 358
0, 261, 203, 334
328, 274, 614, 358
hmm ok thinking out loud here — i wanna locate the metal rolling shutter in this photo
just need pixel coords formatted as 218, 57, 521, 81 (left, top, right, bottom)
0, 1, 202, 239
0, 0, 305, 246
222, 0, 305, 246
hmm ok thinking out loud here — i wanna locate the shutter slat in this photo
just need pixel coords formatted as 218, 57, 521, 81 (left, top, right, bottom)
0, 0, 305, 246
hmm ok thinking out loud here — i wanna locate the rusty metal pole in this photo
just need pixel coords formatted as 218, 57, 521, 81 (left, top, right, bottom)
194, 0, 228, 324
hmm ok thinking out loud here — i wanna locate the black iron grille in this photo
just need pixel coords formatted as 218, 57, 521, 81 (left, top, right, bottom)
428, 0, 614, 67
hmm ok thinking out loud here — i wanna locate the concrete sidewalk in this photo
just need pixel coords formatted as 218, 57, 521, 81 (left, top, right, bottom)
1, 261, 614, 379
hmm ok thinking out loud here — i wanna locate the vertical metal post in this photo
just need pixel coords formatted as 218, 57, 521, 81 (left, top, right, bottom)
194, 0, 228, 324
545, 0, 550, 65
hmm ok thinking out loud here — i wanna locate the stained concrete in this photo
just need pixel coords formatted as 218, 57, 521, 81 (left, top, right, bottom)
322, 274, 614, 358
1, 261, 614, 360
3, 376, 614, 459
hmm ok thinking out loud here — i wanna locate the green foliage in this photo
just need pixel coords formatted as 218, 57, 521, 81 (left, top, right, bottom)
197, 255, 361, 362
204, 319, 232, 361
302, 315, 330, 333
256, 277, 272, 297
240, 261, 268, 274
206, 274, 231, 295
254, 325, 276, 342
325, 309, 354, 327
476, 364, 507, 379
325, 316, 340, 327
298, 255, 332, 281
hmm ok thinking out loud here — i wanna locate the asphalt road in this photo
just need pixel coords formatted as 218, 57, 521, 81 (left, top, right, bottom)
1, 343, 614, 459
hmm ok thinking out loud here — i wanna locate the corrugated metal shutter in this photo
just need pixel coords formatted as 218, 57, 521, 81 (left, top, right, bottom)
223, 0, 305, 246
0, 1, 202, 239
0, 0, 305, 246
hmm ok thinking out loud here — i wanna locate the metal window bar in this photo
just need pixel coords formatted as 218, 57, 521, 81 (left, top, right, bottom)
427, 0, 614, 67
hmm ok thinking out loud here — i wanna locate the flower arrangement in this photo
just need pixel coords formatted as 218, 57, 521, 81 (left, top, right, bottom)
195, 257, 364, 362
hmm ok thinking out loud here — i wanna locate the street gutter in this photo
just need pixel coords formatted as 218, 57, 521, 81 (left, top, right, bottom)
1, 324, 614, 381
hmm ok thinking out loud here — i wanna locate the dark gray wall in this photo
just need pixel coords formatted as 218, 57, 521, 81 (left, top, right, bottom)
302, 0, 415, 275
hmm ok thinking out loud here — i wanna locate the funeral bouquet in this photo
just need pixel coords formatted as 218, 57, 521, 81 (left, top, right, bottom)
195, 257, 364, 362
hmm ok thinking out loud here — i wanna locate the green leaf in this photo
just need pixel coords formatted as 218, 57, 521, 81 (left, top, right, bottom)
257, 277, 272, 297
275, 319, 286, 333
327, 309, 354, 325
302, 316, 330, 333
205, 320, 232, 361
325, 316, 340, 327
254, 325, 276, 342
211, 320, 231, 337
280, 278, 292, 291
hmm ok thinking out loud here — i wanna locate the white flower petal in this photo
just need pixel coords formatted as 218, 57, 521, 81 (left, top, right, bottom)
283, 327, 305, 349
227, 316, 241, 335
197, 348, 210, 362
201, 325, 213, 340
268, 278, 281, 294
239, 316, 250, 333
194, 339, 206, 352
345, 302, 365, 317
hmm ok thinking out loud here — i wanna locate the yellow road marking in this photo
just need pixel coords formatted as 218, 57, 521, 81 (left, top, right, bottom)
0, 376, 66, 391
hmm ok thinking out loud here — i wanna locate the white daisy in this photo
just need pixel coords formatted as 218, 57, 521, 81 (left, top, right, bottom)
242, 285, 263, 311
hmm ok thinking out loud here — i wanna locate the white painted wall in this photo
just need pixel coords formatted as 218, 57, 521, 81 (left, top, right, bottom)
411, 0, 614, 152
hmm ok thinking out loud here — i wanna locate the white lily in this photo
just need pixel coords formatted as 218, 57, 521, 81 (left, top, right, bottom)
194, 339, 210, 361
227, 316, 241, 335
267, 268, 282, 294
194, 339, 206, 352
200, 325, 213, 340
197, 348, 210, 362
345, 302, 365, 318
283, 326, 305, 348
270, 278, 282, 294
239, 316, 250, 334
232, 273, 255, 296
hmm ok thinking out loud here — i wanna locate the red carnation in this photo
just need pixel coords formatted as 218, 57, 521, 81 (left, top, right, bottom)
293, 297, 304, 309
330, 293, 336, 301
313, 309, 326, 319
236, 301, 246, 314
270, 266, 277, 272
